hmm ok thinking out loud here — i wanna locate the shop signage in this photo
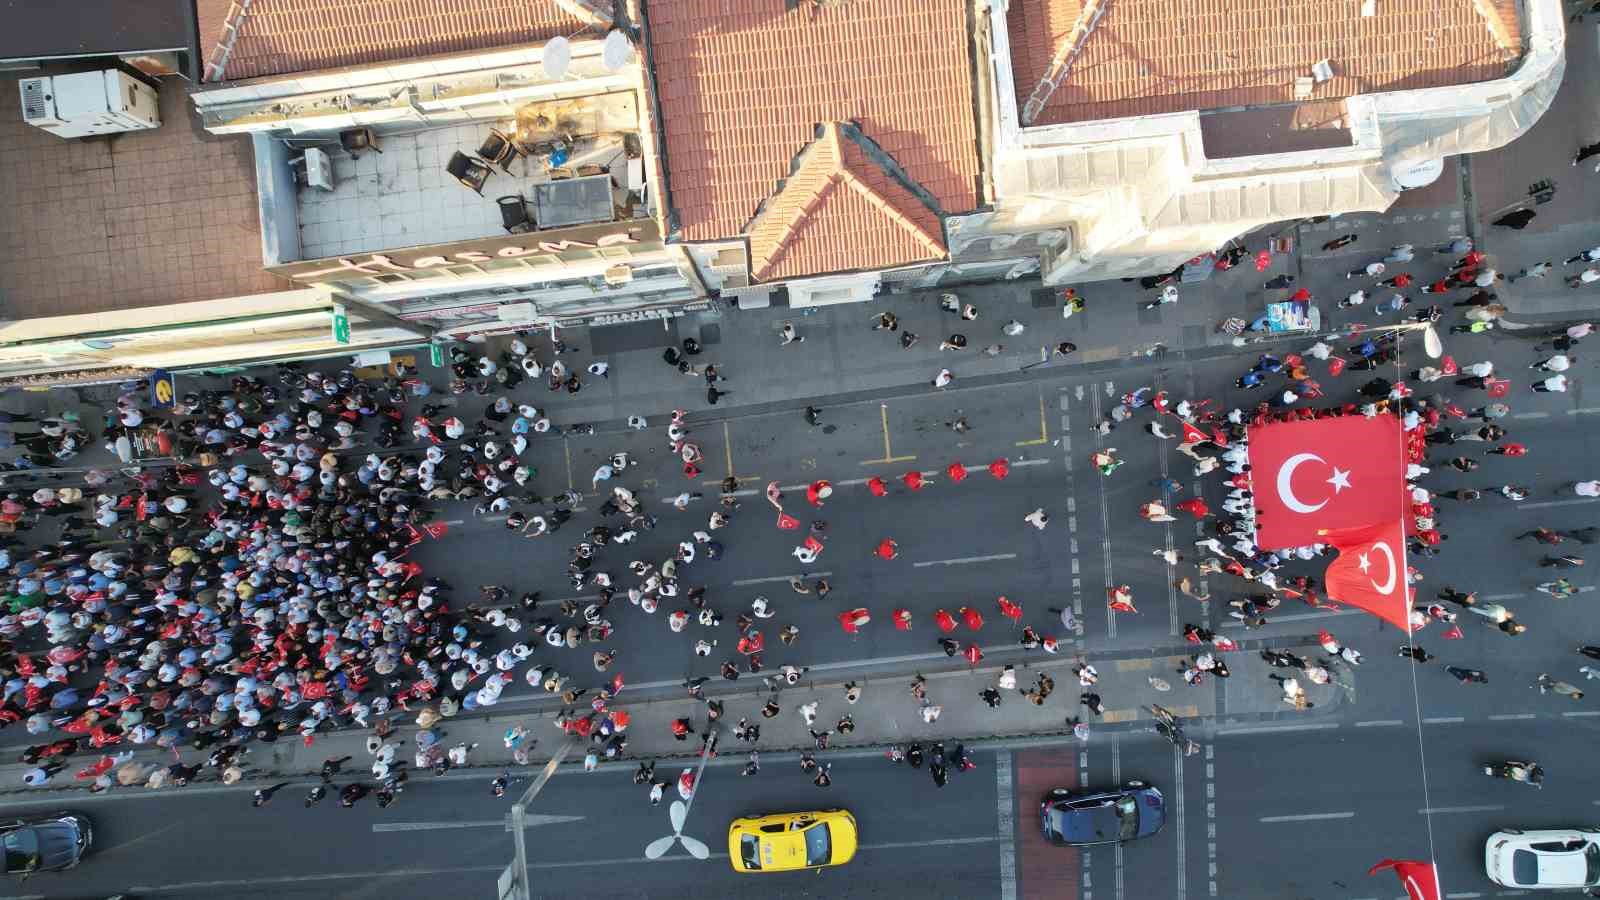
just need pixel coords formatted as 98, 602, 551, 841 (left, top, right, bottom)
269, 219, 662, 285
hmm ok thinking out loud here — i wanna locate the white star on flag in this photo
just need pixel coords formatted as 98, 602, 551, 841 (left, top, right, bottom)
1327, 468, 1352, 493
1356, 552, 1371, 573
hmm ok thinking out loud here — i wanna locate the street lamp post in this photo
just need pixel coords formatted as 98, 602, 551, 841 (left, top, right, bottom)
645, 729, 718, 860
499, 740, 575, 900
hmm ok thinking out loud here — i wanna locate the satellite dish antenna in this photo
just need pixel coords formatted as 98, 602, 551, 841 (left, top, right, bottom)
542, 36, 572, 80
602, 30, 634, 70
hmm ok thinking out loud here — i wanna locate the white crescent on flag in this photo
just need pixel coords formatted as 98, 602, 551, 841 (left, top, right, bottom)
1369, 541, 1397, 595
1277, 453, 1328, 514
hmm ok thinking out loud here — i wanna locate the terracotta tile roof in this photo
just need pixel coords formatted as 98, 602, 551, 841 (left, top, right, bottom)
648, 0, 979, 278
747, 123, 947, 282
1009, 0, 1523, 126
198, 0, 594, 82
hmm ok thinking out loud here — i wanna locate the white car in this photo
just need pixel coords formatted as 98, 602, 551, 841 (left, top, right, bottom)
1485, 828, 1600, 889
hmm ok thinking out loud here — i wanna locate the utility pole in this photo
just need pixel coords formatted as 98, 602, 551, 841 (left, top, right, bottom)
498, 740, 574, 900
645, 729, 718, 860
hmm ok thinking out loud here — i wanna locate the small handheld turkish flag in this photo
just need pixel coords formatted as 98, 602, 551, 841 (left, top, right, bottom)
1321, 520, 1411, 630
1248, 415, 1407, 548
776, 512, 801, 530
1367, 859, 1441, 900
422, 521, 449, 539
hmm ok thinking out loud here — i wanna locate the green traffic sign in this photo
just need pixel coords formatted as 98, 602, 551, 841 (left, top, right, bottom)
429, 343, 445, 367
331, 304, 351, 345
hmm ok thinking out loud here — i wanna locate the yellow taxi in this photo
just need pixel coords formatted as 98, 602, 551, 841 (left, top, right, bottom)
727, 809, 858, 873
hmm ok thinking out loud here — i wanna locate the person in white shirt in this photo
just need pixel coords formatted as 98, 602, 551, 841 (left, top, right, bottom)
1531, 354, 1572, 372
1533, 373, 1568, 393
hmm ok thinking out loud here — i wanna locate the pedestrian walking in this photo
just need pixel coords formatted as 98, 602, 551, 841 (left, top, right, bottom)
1532, 373, 1569, 393
1576, 140, 1600, 170
780, 322, 805, 345
1537, 673, 1585, 700
1511, 261, 1552, 282
1444, 666, 1488, 685
252, 782, 292, 807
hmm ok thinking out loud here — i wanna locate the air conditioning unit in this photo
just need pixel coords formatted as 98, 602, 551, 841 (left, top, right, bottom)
303, 147, 336, 191
18, 70, 160, 139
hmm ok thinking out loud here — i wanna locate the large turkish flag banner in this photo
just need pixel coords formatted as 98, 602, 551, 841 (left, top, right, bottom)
1322, 520, 1411, 631
1247, 415, 1406, 548
1367, 859, 1441, 900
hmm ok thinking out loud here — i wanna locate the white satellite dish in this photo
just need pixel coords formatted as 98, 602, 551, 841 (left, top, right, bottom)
603, 30, 634, 70
542, 36, 572, 80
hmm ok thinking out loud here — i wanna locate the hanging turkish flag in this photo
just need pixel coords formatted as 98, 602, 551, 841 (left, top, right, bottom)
1247, 415, 1406, 548
1367, 859, 1441, 900
1321, 520, 1411, 630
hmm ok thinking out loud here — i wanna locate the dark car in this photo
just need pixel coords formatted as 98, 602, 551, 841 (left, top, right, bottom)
1, 813, 92, 874
1040, 782, 1165, 846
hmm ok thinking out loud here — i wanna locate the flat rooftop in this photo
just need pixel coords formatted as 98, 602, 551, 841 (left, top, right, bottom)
290, 119, 635, 263
0, 74, 287, 321
1008, 0, 1523, 127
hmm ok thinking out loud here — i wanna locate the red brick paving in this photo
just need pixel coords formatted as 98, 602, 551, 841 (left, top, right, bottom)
1015, 749, 1080, 900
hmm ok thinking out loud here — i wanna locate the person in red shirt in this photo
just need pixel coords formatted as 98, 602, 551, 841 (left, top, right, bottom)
901, 471, 927, 491
866, 476, 888, 497
1488, 442, 1527, 457
946, 462, 967, 482
670, 718, 693, 741
1381, 273, 1413, 289
876, 539, 899, 560
1419, 279, 1450, 295
934, 609, 957, 632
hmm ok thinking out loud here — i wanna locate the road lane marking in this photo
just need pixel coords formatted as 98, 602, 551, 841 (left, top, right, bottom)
1518, 498, 1598, 510
1354, 720, 1406, 727
1217, 723, 1339, 736
1113, 735, 1125, 898
859, 402, 918, 466
371, 814, 586, 833
1422, 716, 1464, 724
997, 752, 1017, 900
1418, 805, 1503, 815
1219, 608, 1362, 627
1487, 713, 1536, 721
1016, 390, 1050, 446
1258, 812, 1354, 822
1563, 710, 1600, 717
1173, 741, 1187, 900
913, 553, 1019, 568
731, 571, 833, 586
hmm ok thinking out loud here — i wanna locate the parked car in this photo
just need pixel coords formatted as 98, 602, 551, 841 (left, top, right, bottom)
1485, 828, 1600, 889
1, 812, 91, 874
728, 809, 857, 873
1040, 782, 1165, 847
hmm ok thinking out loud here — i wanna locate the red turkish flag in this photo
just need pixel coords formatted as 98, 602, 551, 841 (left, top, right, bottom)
1246, 415, 1406, 548
1367, 859, 1441, 900
776, 512, 801, 530
1321, 520, 1411, 631
422, 521, 449, 539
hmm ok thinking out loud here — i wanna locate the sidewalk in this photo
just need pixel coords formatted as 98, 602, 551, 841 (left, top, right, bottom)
0, 638, 1340, 799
